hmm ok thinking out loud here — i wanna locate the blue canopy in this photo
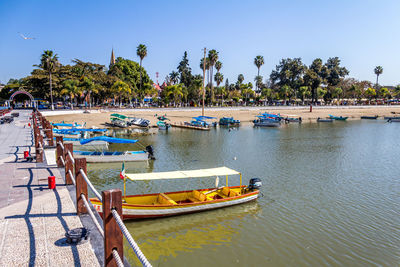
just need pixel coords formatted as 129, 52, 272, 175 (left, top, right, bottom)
52, 122, 82, 127
261, 113, 280, 118
54, 128, 107, 134
193, 116, 217, 121
79, 136, 138, 145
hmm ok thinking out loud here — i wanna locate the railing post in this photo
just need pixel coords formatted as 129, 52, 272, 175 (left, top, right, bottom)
56, 136, 63, 167
75, 158, 88, 215
36, 135, 44, 163
102, 189, 123, 267
48, 125, 54, 146
64, 143, 74, 185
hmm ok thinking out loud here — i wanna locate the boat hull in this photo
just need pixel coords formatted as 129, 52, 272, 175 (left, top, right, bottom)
91, 187, 259, 219
75, 152, 149, 162
253, 122, 280, 127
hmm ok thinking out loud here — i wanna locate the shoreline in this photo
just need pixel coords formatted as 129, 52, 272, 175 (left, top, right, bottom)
44, 106, 400, 128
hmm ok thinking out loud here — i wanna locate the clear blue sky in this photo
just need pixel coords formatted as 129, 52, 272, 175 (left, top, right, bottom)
1, 0, 399, 86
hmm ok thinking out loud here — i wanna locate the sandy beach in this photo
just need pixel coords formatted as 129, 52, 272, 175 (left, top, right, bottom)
44, 106, 400, 128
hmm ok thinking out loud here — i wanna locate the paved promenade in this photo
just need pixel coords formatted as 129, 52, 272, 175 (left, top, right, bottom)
0, 110, 99, 266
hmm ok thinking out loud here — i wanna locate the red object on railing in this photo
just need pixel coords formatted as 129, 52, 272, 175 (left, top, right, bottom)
28, 122, 31, 127
24, 151, 29, 159
48, 176, 56, 189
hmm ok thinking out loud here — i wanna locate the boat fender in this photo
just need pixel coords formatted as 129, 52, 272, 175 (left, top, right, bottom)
249, 178, 262, 190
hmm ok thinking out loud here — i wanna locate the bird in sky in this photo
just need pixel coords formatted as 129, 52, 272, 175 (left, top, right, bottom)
18, 33, 35, 40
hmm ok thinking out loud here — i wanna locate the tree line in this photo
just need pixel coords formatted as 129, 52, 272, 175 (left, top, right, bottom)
1, 47, 399, 107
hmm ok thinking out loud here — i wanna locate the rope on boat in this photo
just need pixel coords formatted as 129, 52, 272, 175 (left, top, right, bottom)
81, 193, 104, 237
79, 168, 102, 201
111, 209, 152, 267
67, 151, 75, 164
112, 249, 124, 267
68, 169, 76, 185
59, 156, 65, 166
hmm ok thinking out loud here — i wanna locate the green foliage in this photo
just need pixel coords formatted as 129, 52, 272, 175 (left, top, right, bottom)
214, 72, 224, 86
379, 87, 390, 99
365, 87, 376, 99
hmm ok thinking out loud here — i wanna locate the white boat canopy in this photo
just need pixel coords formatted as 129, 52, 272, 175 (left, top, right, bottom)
126, 166, 240, 181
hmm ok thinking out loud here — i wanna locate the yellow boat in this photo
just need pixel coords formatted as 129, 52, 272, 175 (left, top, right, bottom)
91, 167, 261, 220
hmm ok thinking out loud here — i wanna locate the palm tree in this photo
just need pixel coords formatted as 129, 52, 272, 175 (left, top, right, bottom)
61, 79, 80, 108
169, 71, 179, 85
136, 44, 147, 93
208, 49, 219, 102
36, 50, 60, 110
254, 75, 263, 91
214, 72, 224, 87
166, 84, 183, 106
215, 61, 222, 73
237, 74, 244, 85
254, 55, 264, 91
374, 66, 383, 87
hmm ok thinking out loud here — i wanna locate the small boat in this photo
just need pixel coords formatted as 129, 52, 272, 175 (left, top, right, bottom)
130, 117, 150, 127
155, 114, 171, 130
387, 118, 400, 122
90, 167, 261, 220
111, 113, 150, 127
184, 116, 217, 128
106, 119, 128, 128
361, 115, 378, 119
53, 128, 108, 135
282, 115, 302, 123
253, 114, 281, 127
73, 136, 154, 162
219, 117, 240, 126
329, 115, 348, 121
52, 121, 85, 128
384, 116, 400, 120
60, 137, 109, 150
317, 117, 333, 122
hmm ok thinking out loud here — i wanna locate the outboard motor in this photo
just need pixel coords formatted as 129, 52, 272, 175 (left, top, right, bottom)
248, 178, 262, 190
146, 145, 155, 160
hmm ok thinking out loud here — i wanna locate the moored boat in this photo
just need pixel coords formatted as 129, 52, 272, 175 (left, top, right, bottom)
90, 167, 261, 220
219, 117, 240, 126
361, 115, 378, 119
317, 117, 333, 122
184, 116, 217, 129
387, 118, 400, 122
329, 115, 348, 121
73, 136, 154, 162
253, 114, 281, 127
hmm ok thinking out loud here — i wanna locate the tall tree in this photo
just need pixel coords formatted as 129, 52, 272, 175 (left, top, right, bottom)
169, 71, 179, 85
177, 51, 193, 87
35, 50, 60, 110
215, 61, 222, 73
254, 55, 264, 92
374, 66, 383, 87
208, 49, 219, 102
270, 58, 306, 102
303, 58, 326, 103
214, 72, 224, 87
136, 44, 147, 93
323, 57, 349, 101
254, 75, 263, 90
237, 74, 244, 85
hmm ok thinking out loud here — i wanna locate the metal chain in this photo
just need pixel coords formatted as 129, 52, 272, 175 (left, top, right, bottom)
112, 249, 124, 267
80, 194, 104, 237
111, 209, 152, 267
79, 168, 102, 201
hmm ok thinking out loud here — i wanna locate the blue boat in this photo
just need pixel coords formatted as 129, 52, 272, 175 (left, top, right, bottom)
52, 121, 85, 128
219, 117, 240, 126
73, 136, 154, 162
329, 115, 348, 121
185, 116, 217, 128
53, 128, 108, 135
253, 114, 281, 127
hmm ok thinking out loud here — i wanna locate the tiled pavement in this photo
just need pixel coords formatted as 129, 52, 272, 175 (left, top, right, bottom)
0, 110, 100, 266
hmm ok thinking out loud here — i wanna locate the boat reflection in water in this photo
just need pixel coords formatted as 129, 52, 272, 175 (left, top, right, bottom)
124, 202, 261, 265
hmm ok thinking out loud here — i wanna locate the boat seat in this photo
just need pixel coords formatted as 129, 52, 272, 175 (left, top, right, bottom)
221, 187, 230, 197
157, 193, 177, 205
229, 190, 239, 197
188, 190, 207, 202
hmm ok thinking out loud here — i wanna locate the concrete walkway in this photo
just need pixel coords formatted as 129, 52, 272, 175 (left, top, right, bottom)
0, 110, 99, 266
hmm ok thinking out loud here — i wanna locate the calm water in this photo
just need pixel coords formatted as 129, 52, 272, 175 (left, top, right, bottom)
88, 121, 400, 266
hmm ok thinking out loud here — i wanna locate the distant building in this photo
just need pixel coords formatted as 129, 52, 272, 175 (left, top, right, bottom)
110, 48, 116, 68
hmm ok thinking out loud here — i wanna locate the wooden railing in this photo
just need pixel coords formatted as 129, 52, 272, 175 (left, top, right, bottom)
32, 111, 151, 267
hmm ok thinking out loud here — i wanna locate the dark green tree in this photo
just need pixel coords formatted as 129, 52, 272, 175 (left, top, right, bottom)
136, 44, 147, 92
